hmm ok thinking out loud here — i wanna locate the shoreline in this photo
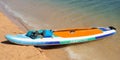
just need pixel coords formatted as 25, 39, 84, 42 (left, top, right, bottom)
0, 1, 32, 32
0, 11, 70, 60
0, 3, 70, 60
0, 12, 49, 60
0, 1, 120, 60
0, 9, 120, 60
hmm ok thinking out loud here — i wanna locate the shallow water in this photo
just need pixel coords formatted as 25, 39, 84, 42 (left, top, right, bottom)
0, 0, 120, 29
0, 0, 120, 60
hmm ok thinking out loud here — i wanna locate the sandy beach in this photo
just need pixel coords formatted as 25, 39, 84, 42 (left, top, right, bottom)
0, 11, 120, 60
0, 12, 49, 60
0, 0, 120, 59
0, 11, 70, 60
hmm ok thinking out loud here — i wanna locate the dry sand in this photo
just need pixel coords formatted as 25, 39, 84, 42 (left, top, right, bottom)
0, 12, 49, 60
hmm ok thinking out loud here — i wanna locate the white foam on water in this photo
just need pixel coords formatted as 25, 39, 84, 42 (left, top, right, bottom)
0, 1, 38, 29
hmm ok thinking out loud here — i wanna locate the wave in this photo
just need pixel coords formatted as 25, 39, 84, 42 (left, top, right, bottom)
0, 1, 35, 30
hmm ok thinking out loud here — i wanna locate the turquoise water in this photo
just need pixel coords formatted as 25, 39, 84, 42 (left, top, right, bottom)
0, 0, 120, 60
0, 0, 120, 29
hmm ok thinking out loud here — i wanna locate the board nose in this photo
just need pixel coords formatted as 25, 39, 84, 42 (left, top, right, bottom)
109, 26, 116, 30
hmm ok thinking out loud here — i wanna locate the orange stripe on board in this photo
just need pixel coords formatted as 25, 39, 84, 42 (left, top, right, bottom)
54, 28, 102, 38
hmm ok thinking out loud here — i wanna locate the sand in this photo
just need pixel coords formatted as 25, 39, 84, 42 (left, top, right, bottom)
0, 12, 49, 60
0, 12, 69, 60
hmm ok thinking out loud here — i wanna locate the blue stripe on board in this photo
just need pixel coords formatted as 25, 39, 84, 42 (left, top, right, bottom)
44, 41, 60, 44
34, 41, 60, 45
96, 32, 115, 39
99, 28, 108, 31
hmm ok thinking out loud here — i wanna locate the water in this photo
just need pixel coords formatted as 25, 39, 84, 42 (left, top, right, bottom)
0, 0, 120, 60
